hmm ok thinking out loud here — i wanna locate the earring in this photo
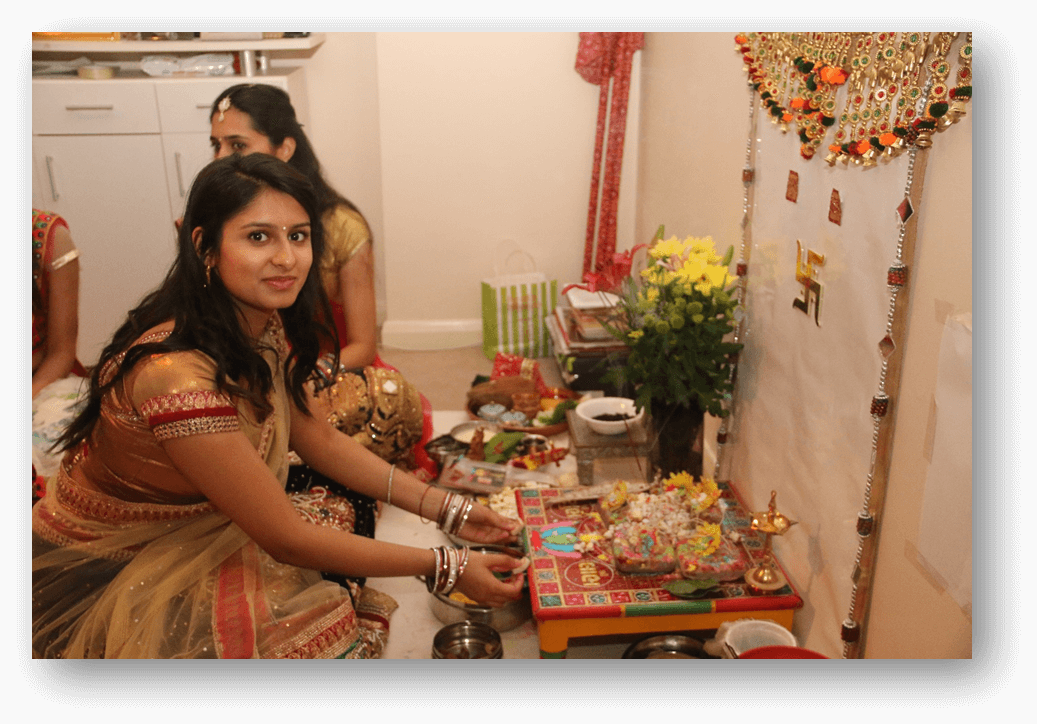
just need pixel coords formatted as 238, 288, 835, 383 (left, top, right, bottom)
205, 264, 213, 288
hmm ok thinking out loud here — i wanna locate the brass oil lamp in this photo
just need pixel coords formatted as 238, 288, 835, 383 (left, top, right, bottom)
745, 490, 797, 592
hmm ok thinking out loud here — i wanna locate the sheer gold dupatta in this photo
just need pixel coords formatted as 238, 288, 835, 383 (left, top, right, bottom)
32, 318, 379, 659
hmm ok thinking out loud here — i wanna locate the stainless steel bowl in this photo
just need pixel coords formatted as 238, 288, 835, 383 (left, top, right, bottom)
432, 621, 503, 659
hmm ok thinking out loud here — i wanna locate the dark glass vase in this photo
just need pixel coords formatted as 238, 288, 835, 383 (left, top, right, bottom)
649, 400, 705, 479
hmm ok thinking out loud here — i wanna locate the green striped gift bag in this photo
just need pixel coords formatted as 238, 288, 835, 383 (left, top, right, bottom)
481, 270, 557, 361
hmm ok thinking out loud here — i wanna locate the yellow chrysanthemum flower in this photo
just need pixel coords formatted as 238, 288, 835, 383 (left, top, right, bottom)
665, 471, 696, 491
640, 266, 667, 284
689, 236, 715, 255
677, 256, 707, 285
650, 236, 686, 260
702, 263, 730, 289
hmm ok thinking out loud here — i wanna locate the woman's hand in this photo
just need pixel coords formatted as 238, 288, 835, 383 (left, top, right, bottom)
454, 501, 524, 546
454, 551, 526, 608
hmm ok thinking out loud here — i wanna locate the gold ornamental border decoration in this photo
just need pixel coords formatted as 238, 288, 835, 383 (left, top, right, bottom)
735, 32, 971, 163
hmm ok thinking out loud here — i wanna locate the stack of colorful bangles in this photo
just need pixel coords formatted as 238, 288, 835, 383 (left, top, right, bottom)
440, 491, 473, 537
312, 353, 340, 391
419, 488, 475, 538
426, 545, 471, 594
421, 490, 476, 594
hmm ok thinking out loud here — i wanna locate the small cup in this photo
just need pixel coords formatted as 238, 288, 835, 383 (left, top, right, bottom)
477, 402, 507, 422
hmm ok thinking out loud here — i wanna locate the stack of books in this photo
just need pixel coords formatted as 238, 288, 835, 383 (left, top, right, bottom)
546, 288, 631, 392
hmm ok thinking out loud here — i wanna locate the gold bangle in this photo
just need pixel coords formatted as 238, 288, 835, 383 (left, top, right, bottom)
386, 464, 396, 506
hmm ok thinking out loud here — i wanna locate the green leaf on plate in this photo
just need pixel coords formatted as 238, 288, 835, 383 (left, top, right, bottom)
663, 578, 720, 598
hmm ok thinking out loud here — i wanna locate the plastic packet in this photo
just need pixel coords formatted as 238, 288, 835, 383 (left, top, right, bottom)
140, 53, 235, 77
612, 524, 676, 575
676, 530, 751, 581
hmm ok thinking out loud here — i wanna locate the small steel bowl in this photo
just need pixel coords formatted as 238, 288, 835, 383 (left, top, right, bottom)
432, 621, 503, 659
622, 634, 709, 659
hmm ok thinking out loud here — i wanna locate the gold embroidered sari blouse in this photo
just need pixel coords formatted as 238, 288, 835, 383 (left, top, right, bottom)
71, 321, 288, 505
318, 204, 371, 302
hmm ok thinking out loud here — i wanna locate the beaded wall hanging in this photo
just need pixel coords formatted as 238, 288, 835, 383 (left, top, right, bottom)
735, 32, 971, 163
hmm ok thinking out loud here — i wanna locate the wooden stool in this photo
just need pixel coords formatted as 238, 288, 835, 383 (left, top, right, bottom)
565, 408, 651, 486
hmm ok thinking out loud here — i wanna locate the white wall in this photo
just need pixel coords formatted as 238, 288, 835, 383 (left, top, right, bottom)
284, 32, 641, 349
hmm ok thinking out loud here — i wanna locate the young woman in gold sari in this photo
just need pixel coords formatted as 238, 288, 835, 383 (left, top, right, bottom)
31, 155, 524, 659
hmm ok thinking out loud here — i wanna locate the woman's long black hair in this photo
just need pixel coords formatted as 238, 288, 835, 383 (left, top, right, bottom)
211, 83, 363, 222
57, 154, 338, 452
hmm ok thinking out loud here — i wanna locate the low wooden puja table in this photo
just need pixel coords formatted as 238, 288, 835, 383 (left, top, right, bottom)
517, 480, 803, 658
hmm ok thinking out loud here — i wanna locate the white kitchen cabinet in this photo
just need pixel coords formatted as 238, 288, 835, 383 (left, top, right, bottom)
160, 132, 216, 220
31, 69, 307, 365
32, 132, 177, 366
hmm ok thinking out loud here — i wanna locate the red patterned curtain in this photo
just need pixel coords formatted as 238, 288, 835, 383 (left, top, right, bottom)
575, 32, 645, 278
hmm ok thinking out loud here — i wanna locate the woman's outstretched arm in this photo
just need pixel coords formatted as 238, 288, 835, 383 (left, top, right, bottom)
161, 410, 524, 607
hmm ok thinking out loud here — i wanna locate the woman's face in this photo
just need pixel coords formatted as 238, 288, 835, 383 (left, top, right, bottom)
210, 106, 294, 162
203, 187, 313, 337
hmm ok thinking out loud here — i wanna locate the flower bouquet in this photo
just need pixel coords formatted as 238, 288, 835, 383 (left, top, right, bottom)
604, 234, 743, 476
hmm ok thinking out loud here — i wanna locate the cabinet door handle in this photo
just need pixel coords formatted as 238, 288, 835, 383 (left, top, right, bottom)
64, 104, 115, 111
174, 152, 187, 198
196, 103, 211, 109
44, 155, 59, 202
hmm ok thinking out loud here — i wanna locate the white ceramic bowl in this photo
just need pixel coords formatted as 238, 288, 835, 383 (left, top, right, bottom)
574, 397, 644, 436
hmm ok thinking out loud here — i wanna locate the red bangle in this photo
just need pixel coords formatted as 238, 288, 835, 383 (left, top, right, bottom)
418, 485, 434, 524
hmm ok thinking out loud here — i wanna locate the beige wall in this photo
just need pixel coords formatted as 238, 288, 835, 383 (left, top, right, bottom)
637, 33, 971, 658
282, 32, 640, 349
